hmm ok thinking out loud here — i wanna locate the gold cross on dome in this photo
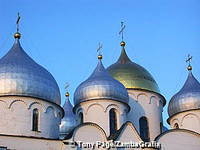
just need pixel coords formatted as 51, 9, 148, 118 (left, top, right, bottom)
64, 82, 70, 91
119, 22, 126, 41
186, 54, 192, 65
16, 12, 21, 32
97, 42, 103, 55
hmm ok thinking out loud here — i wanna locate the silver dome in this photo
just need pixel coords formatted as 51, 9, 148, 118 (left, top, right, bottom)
59, 97, 76, 139
0, 39, 61, 105
168, 72, 200, 117
74, 59, 129, 105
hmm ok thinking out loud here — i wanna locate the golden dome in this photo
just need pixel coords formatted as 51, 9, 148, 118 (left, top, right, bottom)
107, 44, 160, 94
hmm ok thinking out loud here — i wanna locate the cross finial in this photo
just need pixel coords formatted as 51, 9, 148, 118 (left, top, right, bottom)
14, 12, 21, 39
186, 54, 193, 71
64, 82, 69, 91
16, 12, 21, 32
97, 42, 103, 59
64, 82, 70, 97
97, 42, 103, 54
119, 21, 126, 41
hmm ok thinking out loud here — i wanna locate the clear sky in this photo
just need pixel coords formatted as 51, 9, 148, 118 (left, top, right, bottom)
0, 0, 200, 128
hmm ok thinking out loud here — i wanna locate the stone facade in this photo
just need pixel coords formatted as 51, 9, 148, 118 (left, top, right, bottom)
127, 90, 165, 140
0, 96, 63, 139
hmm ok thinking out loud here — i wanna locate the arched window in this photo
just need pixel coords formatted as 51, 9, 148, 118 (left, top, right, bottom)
32, 108, 39, 131
174, 123, 179, 129
79, 112, 83, 124
139, 116, 150, 142
109, 108, 117, 135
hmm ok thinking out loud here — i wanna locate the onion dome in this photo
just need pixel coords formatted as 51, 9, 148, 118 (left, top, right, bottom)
168, 70, 200, 117
74, 55, 129, 106
59, 92, 76, 139
0, 35, 61, 104
107, 41, 160, 93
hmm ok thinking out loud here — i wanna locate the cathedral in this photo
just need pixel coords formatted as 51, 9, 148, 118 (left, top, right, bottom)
0, 22, 199, 150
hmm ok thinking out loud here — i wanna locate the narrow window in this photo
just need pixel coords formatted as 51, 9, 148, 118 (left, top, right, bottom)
109, 108, 117, 135
32, 108, 39, 131
139, 116, 150, 142
174, 123, 179, 129
79, 112, 83, 124
160, 122, 163, 133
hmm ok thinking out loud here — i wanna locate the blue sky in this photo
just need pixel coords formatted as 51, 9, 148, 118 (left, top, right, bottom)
0, 0, 200, 128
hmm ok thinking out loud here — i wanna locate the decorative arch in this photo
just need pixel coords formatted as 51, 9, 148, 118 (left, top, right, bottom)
181, 113, 200, 125
28, 101, 45, 112
86, 103, 105, 115
171, 118, 180, 128
54, 109, 63, 118
137, 93, 148, 99
57, 111, 62, 119
75, 106, 87, 124
9, 100, 27, 109
75, 107, 84, 116
181, 113, 200, 130
45, 106, 56, 117
105, 104, 121, 114
137, 93, 149, 104
171, 118, 179, 124
149, 96, 157, 105
158, 99, 162, 107
128, 91, 137, 100
174, 123, 179, 129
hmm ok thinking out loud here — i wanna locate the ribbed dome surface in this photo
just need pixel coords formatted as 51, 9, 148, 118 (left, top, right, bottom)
0, 39, 61, 104
59, 97, 76, 139
74, 59, 129, 105
168, 72, 200, 117
107, 45, 160, 93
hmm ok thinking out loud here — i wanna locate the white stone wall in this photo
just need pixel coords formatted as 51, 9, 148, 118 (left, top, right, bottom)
0, 135, 64, 150
127, 90, 164, 140
0, 96, 63, 139
74, 100, 129, 136
156, 129, 200, 150
72, 123, 107, 150
168, 109, 200, 134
